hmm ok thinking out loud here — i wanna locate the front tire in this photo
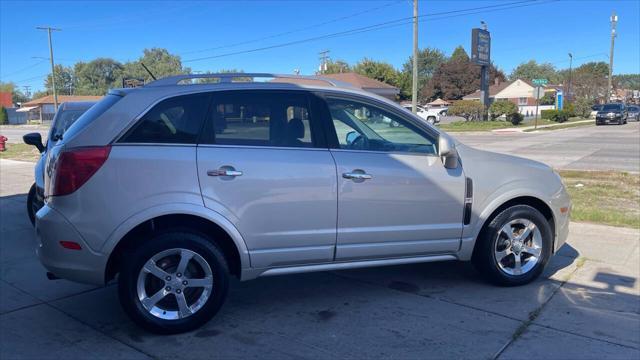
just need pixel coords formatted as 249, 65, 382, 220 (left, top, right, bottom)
118, 230, 229, 334
472, 205, 552, 286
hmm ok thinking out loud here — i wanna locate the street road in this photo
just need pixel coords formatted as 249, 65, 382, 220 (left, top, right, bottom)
0, 126, 49, 144
0, 159, 638, 359
453, 121, 640, 173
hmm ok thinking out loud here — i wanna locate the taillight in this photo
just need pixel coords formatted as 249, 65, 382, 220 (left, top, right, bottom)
51, 146, 111, 196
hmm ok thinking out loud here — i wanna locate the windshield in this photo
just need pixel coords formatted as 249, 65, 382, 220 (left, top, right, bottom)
602, 104, 622, 111
50, 109, 89, 142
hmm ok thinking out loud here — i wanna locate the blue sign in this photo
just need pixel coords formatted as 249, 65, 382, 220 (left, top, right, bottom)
556, 90, 563, 110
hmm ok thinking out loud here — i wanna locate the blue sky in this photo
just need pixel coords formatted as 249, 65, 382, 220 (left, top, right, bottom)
1, 0, 639, 93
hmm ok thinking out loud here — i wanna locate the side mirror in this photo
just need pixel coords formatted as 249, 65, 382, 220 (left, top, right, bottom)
23, 132, 45, 153
345, 131, 358, 145
438, 134, 459, 169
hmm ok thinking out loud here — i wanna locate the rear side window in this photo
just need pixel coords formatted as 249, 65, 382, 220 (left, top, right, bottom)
62, 95, 121, 143
120, 93, 209, 144
202, 92, 314, 148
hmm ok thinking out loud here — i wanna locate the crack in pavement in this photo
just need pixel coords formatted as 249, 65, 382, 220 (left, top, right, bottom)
492, 256, 587, 359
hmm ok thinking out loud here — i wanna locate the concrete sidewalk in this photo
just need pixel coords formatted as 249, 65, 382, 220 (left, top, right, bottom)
1, 161, 638, 359
492, 119, 594, 134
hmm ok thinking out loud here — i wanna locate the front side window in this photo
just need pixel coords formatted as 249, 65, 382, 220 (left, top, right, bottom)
518, 97, 528, 105
326, 98, 436, 155
205, 92, 314, 148
120, 93, 209, 144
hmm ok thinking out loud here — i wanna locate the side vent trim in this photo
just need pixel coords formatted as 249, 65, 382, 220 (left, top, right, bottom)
464, 177, 473, 225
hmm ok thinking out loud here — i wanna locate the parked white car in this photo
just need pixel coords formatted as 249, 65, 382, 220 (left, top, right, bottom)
402, 104, 446, 125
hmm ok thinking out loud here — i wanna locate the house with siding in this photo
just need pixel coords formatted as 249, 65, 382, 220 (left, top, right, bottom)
463, 79, 558, 116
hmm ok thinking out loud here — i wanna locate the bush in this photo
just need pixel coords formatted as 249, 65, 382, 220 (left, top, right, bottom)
540, 109, 570, 123
508, 112, 524, 125
574, 97, 594, 119
0, 106, 7, 125
489, 100, 518, 120
564, 102, 576, 117
540, 109, 555, 119
448, 100, 486, 122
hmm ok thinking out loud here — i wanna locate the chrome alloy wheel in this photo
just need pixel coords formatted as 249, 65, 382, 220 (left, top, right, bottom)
494, 219, 543, 276
136, 248, 213, 320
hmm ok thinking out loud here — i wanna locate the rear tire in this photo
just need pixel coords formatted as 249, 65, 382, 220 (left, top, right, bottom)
118, 230, 229, 334
27, 183, 38, 226
472, 205, 552, 286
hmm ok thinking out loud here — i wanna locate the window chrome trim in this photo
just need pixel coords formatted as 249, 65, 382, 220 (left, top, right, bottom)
197, 143, 329, 152
329, 148, 438, 158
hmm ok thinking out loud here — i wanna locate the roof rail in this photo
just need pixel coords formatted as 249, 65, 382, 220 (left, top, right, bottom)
146, 73, 343, 87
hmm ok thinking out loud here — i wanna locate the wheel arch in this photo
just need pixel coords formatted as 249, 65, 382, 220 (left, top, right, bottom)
473, 195, 556, 255
103, 206, 250, 283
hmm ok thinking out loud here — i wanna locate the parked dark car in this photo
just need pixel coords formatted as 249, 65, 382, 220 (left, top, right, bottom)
595, 103, 628, 126
23, 101, 97, 225
627, 105, 640, 122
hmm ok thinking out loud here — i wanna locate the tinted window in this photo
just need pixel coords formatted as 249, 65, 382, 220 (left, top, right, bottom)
121, 93, 209, 144
50, 109, 90, 142
602, 104, 623, 111
327, 98, 436, 155
205, 92, 314, 148
62, 94, 121, 143
628, 106, 639, 111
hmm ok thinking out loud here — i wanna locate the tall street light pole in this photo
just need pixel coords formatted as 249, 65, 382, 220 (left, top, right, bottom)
567, 53, 573, 102
607, 11, 617, 101
36, 26, 61, 111
411, 0, 418, 114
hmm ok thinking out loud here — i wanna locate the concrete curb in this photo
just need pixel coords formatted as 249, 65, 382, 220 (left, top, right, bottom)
491, 119, 594, 134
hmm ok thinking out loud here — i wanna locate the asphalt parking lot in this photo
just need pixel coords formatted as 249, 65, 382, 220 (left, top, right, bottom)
1, 123, 639, 359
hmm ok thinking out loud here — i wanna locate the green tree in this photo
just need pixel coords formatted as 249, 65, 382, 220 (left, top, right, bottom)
323, 60, 351, 74
447, 100, 485, 121
574, 97, 594, 118
45, 64, 75, 95
121, 48, 191, 83
399, 48, 447, 100
352, 58, 400, 87
74, 58, 123, 95
12, 89, 29, 104
489, 100, 518, 120
509, 60, 559, 83
422, 54, 506, 101
613, 74, 640, 90
450, 46, 469, 62
0, 82, 14, 93
0, 106, 8, 124
567, 62, 609, 100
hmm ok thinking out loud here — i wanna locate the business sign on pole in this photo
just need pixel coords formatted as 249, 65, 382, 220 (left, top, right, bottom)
556, 90, 563, 110
471, 28, 491, 65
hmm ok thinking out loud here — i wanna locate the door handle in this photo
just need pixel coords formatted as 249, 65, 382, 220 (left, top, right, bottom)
342, 171, 372, 181
207, 168, 243, 177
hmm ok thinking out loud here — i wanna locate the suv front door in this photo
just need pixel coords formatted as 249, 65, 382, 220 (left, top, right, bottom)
322, 95, 466, 261
197, 91, 337, 268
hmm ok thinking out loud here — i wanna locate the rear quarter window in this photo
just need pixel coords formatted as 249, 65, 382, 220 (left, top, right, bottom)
61, 95, 121, 142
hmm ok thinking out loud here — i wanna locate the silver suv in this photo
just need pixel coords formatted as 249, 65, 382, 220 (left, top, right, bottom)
36, 73, 571, 333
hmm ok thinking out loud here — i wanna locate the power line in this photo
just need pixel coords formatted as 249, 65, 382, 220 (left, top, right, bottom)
183, 0, 550, 63
1, 59, 47, 78
13, 73, 50, 84
179, 0, 404, 56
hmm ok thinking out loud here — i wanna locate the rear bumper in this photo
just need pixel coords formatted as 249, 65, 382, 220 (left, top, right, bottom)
35, 205, 107, 285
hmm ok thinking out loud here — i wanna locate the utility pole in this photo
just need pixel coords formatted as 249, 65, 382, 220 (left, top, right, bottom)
607, 11, 617, 102
318, 50, 330, 74
36, 26, 61, 110
411, 0, 418, 114
22, 85, 31, 99
567, 53, 573, 102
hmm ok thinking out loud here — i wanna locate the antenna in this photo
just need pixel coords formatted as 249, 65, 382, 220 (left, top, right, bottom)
140, 62, 157, 81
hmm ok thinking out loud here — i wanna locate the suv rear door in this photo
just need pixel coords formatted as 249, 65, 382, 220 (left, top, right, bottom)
197, 91, 337, 268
